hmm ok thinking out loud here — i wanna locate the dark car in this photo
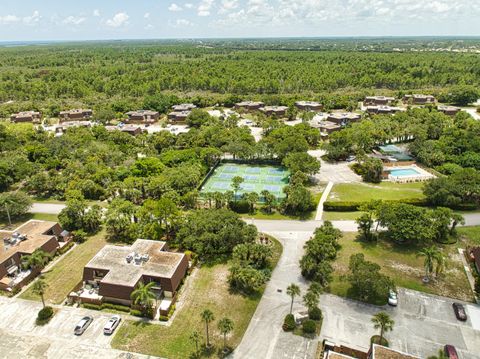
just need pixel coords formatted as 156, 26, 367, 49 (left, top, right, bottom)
452, 302, 467, 321
444, 345, 459, 359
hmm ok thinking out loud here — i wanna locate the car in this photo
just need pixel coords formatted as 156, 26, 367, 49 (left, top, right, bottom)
452, 302, 467, 321
346, 155, 356, 162
103, 315, 121, 335
388, 290, 398, 306
444, 345, 459, 359
74, 316, 93, 335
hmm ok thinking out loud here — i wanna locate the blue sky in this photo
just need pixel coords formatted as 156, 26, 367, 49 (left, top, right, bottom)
0, 0, 479, 41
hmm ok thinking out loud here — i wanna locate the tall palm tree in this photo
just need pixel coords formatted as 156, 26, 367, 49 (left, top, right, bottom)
303, 283, 322, 312
130, 281, 156, 316
32, 277, 48, 308
189, 330, 200, 357
25, 249, 50, 271
286, 283, 301, 314
371, 312, 394, 345
201, 309, 215, 347
434, 250, 447, 278
418, 246, 438, 282
217, 317, 234, 352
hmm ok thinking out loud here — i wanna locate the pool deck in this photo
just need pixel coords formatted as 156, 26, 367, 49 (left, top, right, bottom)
386, 164, 435, 182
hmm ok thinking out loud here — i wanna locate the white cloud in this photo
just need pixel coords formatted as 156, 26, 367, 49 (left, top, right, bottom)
0, 15, 20, 25
106, 12, 129, 28
176, 18, 193, 26
145, 24, 154, 30
185, 3, 194, 9
63, 16, 86, 25
23, 10, 41, 25
198, 0, 215, 16
169, 3, 183, 12
93, 9, 100, 17
144, 12, 150, 19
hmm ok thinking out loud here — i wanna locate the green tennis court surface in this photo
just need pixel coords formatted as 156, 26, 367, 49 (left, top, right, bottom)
201, 163, 290, 199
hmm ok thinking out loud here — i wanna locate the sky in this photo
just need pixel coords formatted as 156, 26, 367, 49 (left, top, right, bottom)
0, 0, 479, 41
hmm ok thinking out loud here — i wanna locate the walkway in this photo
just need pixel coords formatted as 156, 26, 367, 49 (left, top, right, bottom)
315, 181, 333, 220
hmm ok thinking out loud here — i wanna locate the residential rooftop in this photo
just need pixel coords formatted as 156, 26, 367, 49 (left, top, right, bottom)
328, 112, 362, 120
172, 104, 197, 111
126, 110, 159, 116
85, 239, 186, 287
372, 344, 420, 359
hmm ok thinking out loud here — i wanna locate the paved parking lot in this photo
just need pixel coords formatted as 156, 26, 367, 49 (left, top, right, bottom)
0, 296, 158, 359
321, 289, 480, 359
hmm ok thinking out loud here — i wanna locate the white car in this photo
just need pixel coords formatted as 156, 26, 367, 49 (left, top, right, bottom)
74, 316, 93, 335
103, 315, 121, 335
388, 290, 398, 306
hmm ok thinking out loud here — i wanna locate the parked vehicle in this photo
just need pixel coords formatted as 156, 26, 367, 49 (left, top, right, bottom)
388, 290, 398, 306
74, 316, 93, 335
444, 345, 459, 359
103, 315, 121, 335
452, 303, 467, 321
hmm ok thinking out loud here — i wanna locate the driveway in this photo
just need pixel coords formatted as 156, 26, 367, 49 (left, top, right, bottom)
321, 289, 480, 359
0, 296, 158, 359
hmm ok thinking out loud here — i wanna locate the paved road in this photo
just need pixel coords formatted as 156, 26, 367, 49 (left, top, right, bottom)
30, 203, 66, 215
0, 296, 159, 359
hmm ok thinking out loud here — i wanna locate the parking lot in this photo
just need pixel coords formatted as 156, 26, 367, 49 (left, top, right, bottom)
0, 296, 156, 359
321, 288, 480, 359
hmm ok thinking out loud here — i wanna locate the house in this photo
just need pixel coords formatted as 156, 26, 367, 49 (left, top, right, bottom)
295, 101, 323, 112
172, 103, 197, 112
366, 105, 401, 115
327, 112, 362, 125
234, 101, 265, 112
319, 121, 342, 136
125, 110, 159, 124
105, 124, 146, 136
470, 247, 480, 274
55, 121, 92, 135
364, 96, 395, 106
59, 109, 93, 122
323, 344, 418, 359
10, 111, 42, 123
168, 111, 191, 122
403, 94, 436, 105
438, 105, 460, 116
259, 106, 289, 117
73, 239, 188, 309
0, 220, 71, 292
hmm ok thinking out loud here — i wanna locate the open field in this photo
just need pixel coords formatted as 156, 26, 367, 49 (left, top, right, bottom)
112, 238, 282, 359
329, 232, 474, 304
20, 230, 107, 304
322, 211, 365, 221
327, 181, 425, 202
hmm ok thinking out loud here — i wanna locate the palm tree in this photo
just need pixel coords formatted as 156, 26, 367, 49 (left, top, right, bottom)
130, 281, 156, 316
418, 246, 438, 282
434, 250, 447, 278
286, 283, 301, 314
189, 330, 200, 357
32, 277, 48, 308
231, 176, 244, 202
303, 283, 322, 311
217, 317, 234, 352
25, 249, 50, 272
371, 312, 394, 345
201, 309, 215, 347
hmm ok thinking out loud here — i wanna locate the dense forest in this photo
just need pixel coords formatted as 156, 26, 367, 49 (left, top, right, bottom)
1, 40, 480, 118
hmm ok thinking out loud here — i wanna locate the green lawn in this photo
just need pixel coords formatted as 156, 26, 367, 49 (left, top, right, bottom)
112, 237, 283, 359
20, 230, 107, 304
0, 213, 59, 230
458, 226, 480, 246
329, 232, 474, 303
322, 211, 364, 221
328, 182, 425, 202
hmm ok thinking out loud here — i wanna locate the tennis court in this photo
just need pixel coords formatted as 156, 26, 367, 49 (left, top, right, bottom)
201, 163, 290, 199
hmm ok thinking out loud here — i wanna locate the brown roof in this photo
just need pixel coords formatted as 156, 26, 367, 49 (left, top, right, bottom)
372, 345, 419, 359
0, 220, 59, 264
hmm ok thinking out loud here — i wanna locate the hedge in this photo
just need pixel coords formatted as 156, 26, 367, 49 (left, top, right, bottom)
130, 309, 144, 317
323, 198, 428, 212
82, 302, 131, 313
36, 306, 54, 325
58, 241, 75, 255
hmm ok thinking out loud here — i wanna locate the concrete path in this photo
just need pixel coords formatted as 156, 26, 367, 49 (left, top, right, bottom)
315, 181, 333, 220
30, 202, 66, 214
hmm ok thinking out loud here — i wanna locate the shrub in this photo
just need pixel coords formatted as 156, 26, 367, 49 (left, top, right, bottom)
130, 309, 143, 317
82, 303, 101, 311
302, 319, 317, 334
282, 314, 296, 332
58, 241, 74, 254
101, 303, 131, 313
475, 277, 480, 296
72, 230, 87, 243
323, 198, 428, 212
36, 306, 54, 325
230, 199, 250, 213
168, 304, 176, 318
159, 315, 169, 322
308, 306, 323, 321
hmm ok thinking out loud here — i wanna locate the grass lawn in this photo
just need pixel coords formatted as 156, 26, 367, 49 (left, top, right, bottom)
0, 213, 59, 230
328, 182, 425, 202
329, 232, 474, 304
112, 237, 283, 359
458, 226, 480, 246
20, 230, 107, 304
322, 211, 364, 221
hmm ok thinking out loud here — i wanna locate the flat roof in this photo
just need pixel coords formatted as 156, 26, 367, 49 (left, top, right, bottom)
235, 101, 264, 106
372, 344, 419, 359
260, 106, 288, 111
328, 112, 361, 120
126, 110, 159, 116
0, 220, 59, 264
85, 239, 186, 287
295, 101, 322, 106
172, 104, 197, 111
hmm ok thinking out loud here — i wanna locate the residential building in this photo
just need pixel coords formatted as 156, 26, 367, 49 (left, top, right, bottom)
10, 111, 41, 123
59, 109, 93, 122
366, 105, 401, 115
172, 103, 197, 112
73, 239, 188, 309
0, 220, 71, 292
319, 121, 342, 136
55, 121, 92, 135
402, 94, 436, 105
168, 111, 191, 122
470, 247, 480, 274
323, 344, 419, 359
234, 101, 265, 112
105, 124, 146, 136
295, 101, 323, 112
259, 106, 289, 117
327, 112, 362, 125
125, 110, 159, 124
364, 96, 395, 106
438, 105, 460, 116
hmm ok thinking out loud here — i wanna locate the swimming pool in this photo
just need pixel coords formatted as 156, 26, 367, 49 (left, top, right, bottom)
389, 168, 421, 177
